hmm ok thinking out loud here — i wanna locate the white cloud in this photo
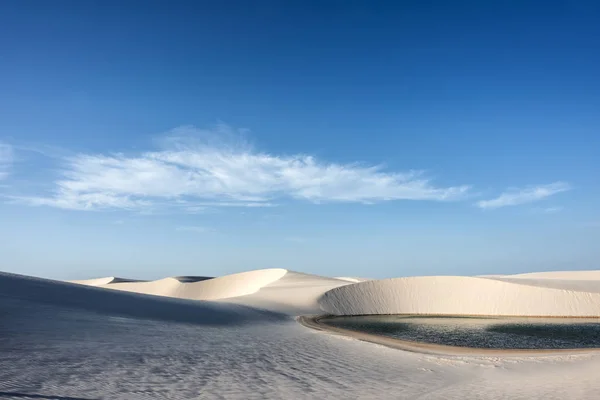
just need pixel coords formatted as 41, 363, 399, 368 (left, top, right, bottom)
13, 125, 471, 211
476, 182, 571, 209
17, 189, 151, 211
176, 226, 210, 233
0, 142, 13, 180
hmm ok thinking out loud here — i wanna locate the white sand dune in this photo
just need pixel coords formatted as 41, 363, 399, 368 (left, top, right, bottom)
70, 276, 117, 286
485, 277, 600, 293
1, 271, 281, 326
4, 268, 600, 399
506, 270, 600, 280
477, 271, 600, 293
334, 276, 370, 283
73, 268, 288, 300
478, 271, 600, 280
225, 271, 353, 314
69, 276, 140, 285
69, 269, 600, 318
71, 268, 352, 314
172, 275, 214, 282
319, 275, 600, 317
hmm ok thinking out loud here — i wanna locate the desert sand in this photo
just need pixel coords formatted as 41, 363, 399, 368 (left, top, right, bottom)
1, 268, 600, 399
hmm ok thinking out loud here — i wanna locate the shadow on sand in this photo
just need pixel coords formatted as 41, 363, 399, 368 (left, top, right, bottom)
0, 392, 96, 400
0, 272, 284, 326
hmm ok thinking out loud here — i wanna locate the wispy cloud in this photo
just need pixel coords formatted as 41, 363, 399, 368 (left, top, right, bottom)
176, 226, 210, 233
0, 142, 13, 180
476, 182, 571, 209
13, 125, 471, 211
12, 142, 74, 160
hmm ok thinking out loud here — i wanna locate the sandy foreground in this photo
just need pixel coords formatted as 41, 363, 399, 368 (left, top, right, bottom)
1, 268, 600, 399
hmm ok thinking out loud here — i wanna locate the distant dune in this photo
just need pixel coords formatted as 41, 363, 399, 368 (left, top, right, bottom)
506, 270, 600, 280
66, 269, 600, 318
69, 276, 146, 285
70, 269, 353, 315
71, 268, 289, 300
334, 277, 370, 283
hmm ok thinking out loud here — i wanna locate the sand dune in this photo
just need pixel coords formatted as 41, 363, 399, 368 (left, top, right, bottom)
485, 277, 600, 293
4, 268, 600, 399
225, 271, 353, 314
0, 271, 282, 326
68, 269, 600, 318
482, 270, 600, 293
319, 275, 600, 317
334, 276, 370, 283
70, 269, 352, 314
73, 268, 288, 301
69, 276, 145, 285
506, 270, 600, 280
70, 276, 117, 286
172, 275, 214, 282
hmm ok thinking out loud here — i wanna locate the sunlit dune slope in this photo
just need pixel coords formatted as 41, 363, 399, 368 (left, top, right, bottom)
319, 275, 600, 317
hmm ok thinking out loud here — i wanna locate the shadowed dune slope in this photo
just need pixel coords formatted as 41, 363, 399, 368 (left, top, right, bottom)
0, 272, 283, 325
319, 276, 600, 317
172, 276, 214, 283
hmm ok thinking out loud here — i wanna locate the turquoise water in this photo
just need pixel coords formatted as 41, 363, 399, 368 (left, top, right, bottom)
322, 316, 600, 349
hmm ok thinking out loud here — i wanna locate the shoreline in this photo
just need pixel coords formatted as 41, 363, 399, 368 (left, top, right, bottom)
297, 315, 600, 357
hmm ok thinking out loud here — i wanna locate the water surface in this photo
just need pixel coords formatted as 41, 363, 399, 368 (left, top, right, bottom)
322, 315, 600, 349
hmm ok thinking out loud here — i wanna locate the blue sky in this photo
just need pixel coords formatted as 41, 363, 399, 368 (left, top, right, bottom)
1, 1, 599, 280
